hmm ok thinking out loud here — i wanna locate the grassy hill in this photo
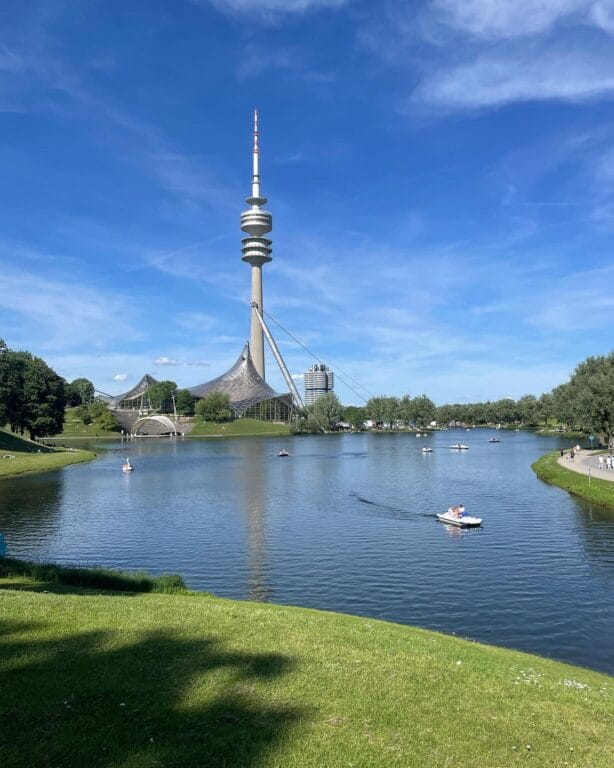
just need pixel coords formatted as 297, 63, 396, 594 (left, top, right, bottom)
57, 407, 121, 438
0, 574, 611, 767
189, 418, 291, 437
0, 428, 95, 478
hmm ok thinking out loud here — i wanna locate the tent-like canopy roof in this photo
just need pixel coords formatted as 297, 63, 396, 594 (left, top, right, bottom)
189, 344, 291, 416
107, 374, 158, 408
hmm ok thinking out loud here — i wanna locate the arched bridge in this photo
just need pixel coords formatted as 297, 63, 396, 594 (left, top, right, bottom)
132, 415, 179, 436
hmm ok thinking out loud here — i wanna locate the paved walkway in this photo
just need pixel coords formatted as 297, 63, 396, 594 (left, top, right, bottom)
557, 449, 614, 482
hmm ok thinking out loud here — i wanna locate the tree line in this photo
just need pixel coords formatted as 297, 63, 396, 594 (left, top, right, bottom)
2, 339, 613, 445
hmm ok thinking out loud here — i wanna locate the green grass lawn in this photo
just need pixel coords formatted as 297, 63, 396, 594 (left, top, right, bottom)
532, 451, 614, 509
189, 418, 291, 437
0, 429, 95, 479
0, 575, 611, 767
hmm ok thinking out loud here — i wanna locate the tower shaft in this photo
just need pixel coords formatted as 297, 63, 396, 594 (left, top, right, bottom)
250, 265, 265, 378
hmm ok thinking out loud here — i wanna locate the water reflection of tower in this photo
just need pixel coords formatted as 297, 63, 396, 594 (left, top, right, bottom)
237, 445, 271, 601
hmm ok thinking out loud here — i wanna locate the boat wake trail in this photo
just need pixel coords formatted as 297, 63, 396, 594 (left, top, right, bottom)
349, 491, 433, 519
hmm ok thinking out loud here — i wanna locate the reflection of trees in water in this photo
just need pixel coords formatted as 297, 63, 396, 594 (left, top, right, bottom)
0, 473, 64, 550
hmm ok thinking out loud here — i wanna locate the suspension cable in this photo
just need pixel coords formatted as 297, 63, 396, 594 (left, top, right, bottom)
261, 308, 374, 404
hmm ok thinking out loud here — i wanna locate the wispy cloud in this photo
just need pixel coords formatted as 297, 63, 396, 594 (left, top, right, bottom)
412, 38, 614, 110
198, 0, 347, 21
113, 373, 128, 382
0, 262, 140, 351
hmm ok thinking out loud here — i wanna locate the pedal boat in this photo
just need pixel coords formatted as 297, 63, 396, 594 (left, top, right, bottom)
437, 509, 482, 527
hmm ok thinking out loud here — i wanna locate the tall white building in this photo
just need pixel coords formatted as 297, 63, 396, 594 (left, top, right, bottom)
304, 363, 334, 405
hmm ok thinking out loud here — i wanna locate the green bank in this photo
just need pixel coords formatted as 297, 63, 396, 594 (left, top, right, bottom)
532, 451, 614, 509
0, 571, 611, 767
188, 417, 291, 437
0, 429, 95, 479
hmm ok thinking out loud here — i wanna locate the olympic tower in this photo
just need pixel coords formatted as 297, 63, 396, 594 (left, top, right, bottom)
240, 110, 272, 380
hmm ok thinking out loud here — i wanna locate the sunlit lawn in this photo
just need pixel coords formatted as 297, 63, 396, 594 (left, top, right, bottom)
0, 578, 611, 767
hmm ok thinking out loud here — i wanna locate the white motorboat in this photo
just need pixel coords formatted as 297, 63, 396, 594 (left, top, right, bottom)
437, 506, 482, 528
421, 447, 433, 453
277, 449, 290, 457
488, 438, 500, 443
122, 458, 134, 472
449, 443, 469, 450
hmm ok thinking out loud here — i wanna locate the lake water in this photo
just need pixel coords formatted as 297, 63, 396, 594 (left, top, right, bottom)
1, 429, 613, 674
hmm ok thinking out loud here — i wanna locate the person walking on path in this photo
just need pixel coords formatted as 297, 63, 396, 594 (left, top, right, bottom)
599, 455, 605, 470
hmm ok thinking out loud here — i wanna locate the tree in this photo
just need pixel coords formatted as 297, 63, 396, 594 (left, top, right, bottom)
366, 396, 400, 428
175, 388, 195, 416
343, 405, 367, 430
564, 353, 614, 445
411, 395, 436, 427
75, 404, 93, 425
195, 391, 232, 422
0, 345, 65, 439
310, 393, 343, 430
518, 395, 539, 427
146, 381, 177, 413
66, 377, 95, 407
94, 409, 119, 432
89, 399, 109, 419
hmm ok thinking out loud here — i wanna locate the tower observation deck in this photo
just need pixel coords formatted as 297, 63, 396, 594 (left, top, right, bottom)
241, 110, 272, 380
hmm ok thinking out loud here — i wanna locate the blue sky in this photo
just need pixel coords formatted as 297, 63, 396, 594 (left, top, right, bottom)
1, 0, 614, 404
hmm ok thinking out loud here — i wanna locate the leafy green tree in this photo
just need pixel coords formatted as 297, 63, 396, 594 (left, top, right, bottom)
66, 377, 95, 407
89, 399, 109, 419
75, 405, 93, 425
195, 391, 232, 422
146, 381, 177, 413
564, 353, 614, 444
94, 409, 119, 432
0, 345, 65, 439
175, 388, 195, 416
366, 396, 400, 428
343, 405, 367, 430
310, 393, 343, 430
411, 395, 436, 427
518, 395, 539, 426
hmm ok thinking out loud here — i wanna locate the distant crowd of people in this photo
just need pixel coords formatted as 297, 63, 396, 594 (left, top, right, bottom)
559, 445, 614, 470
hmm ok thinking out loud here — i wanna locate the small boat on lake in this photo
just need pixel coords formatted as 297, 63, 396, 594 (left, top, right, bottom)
449, 444, 469, 450
489, 438, 500, 443
122, 458, 134, 472
437, 505, 482, 528
421, 447, 433, 453
277, 449, 290, 457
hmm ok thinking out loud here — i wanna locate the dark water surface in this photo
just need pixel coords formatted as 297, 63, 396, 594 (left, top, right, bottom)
1, 430, 613, 674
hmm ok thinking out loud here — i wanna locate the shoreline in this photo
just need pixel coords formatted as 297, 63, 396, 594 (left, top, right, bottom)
0, 448, 97, 480
532, 450, 614, 509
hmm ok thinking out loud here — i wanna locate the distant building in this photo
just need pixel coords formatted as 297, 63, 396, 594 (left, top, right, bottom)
304, 363, 334, 405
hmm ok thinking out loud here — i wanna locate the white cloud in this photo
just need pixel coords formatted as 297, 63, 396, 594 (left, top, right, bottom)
113, 373, 128, 382
0, 261, 139, 350
412, 40, 614, 110
200, 0, 347, 17
431, 0, 593, 39
155, 356, 180, 366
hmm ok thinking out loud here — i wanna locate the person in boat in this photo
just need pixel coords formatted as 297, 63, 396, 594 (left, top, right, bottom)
447, 504, 465, 518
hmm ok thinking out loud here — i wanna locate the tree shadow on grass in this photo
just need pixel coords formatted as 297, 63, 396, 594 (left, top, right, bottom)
0, 618, 303, 768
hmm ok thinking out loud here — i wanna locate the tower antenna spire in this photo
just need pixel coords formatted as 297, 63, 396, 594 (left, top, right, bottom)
252, 108, 260, 199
